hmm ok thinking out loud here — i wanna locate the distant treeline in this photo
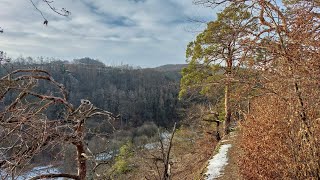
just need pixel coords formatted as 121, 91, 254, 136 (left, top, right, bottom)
0, 57, 185, 128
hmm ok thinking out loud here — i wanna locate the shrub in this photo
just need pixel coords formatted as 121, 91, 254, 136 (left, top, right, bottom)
112, 141, 134, 175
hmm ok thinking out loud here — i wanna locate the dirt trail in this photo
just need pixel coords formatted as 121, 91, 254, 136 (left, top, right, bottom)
217, 131, 241, 180
204, 131, 242, 180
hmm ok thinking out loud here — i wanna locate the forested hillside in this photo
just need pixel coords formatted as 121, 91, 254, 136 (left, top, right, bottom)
1, 57, 203, 179
1, 57, 183, 128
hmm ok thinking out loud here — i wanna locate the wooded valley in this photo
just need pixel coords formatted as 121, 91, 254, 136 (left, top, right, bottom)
1, 0, 320, 179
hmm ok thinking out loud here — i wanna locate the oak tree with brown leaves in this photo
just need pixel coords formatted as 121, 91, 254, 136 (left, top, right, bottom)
186, 0, 320, 178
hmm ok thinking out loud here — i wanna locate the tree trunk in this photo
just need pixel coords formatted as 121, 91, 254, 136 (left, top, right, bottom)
293, 82, 310, 135
216, 120, 221, 141
76, 142, 86, 180
74, 123, 86, 180
224, 57, 232, 135
224, 83, 231, 135
163, 123, 176, 180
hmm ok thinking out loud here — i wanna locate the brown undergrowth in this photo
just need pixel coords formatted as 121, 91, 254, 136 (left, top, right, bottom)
239, 95, 320, 179
171, 128, 217, 180
104, 117, 218, 180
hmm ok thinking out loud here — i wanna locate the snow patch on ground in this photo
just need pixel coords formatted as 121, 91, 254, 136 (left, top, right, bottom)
1, 165, 61, 180
96, 150, 115, 161
19, 165, 61, 180
220, 140, 230, 143
205, 144, 232, 180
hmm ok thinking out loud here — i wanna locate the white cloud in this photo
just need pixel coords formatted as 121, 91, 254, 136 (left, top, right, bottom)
0, 0, 217, 67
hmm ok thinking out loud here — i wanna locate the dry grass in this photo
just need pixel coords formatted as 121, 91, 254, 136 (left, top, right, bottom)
172, 131, 217, 180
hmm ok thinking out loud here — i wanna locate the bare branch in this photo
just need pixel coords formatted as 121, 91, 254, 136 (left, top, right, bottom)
29, 173, 80, 180
29, 0, 70, 25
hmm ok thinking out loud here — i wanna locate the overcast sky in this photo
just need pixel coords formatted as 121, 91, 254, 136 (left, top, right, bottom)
0, 0, 218, 67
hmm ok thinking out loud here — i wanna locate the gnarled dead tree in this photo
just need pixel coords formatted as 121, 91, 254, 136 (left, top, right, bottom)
0, 68, 118, 180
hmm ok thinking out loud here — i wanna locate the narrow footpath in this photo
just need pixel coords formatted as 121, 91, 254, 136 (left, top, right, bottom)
203, 131, 241, 180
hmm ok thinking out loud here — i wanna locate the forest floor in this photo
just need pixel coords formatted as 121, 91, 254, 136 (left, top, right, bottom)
203, 130, 242, 180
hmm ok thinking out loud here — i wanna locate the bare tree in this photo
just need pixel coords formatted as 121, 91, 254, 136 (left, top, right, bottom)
0, 69, 118, 180
144, 123, 177, 180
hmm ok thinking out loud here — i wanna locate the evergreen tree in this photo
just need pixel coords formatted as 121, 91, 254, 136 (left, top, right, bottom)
180, 4, 255, 134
